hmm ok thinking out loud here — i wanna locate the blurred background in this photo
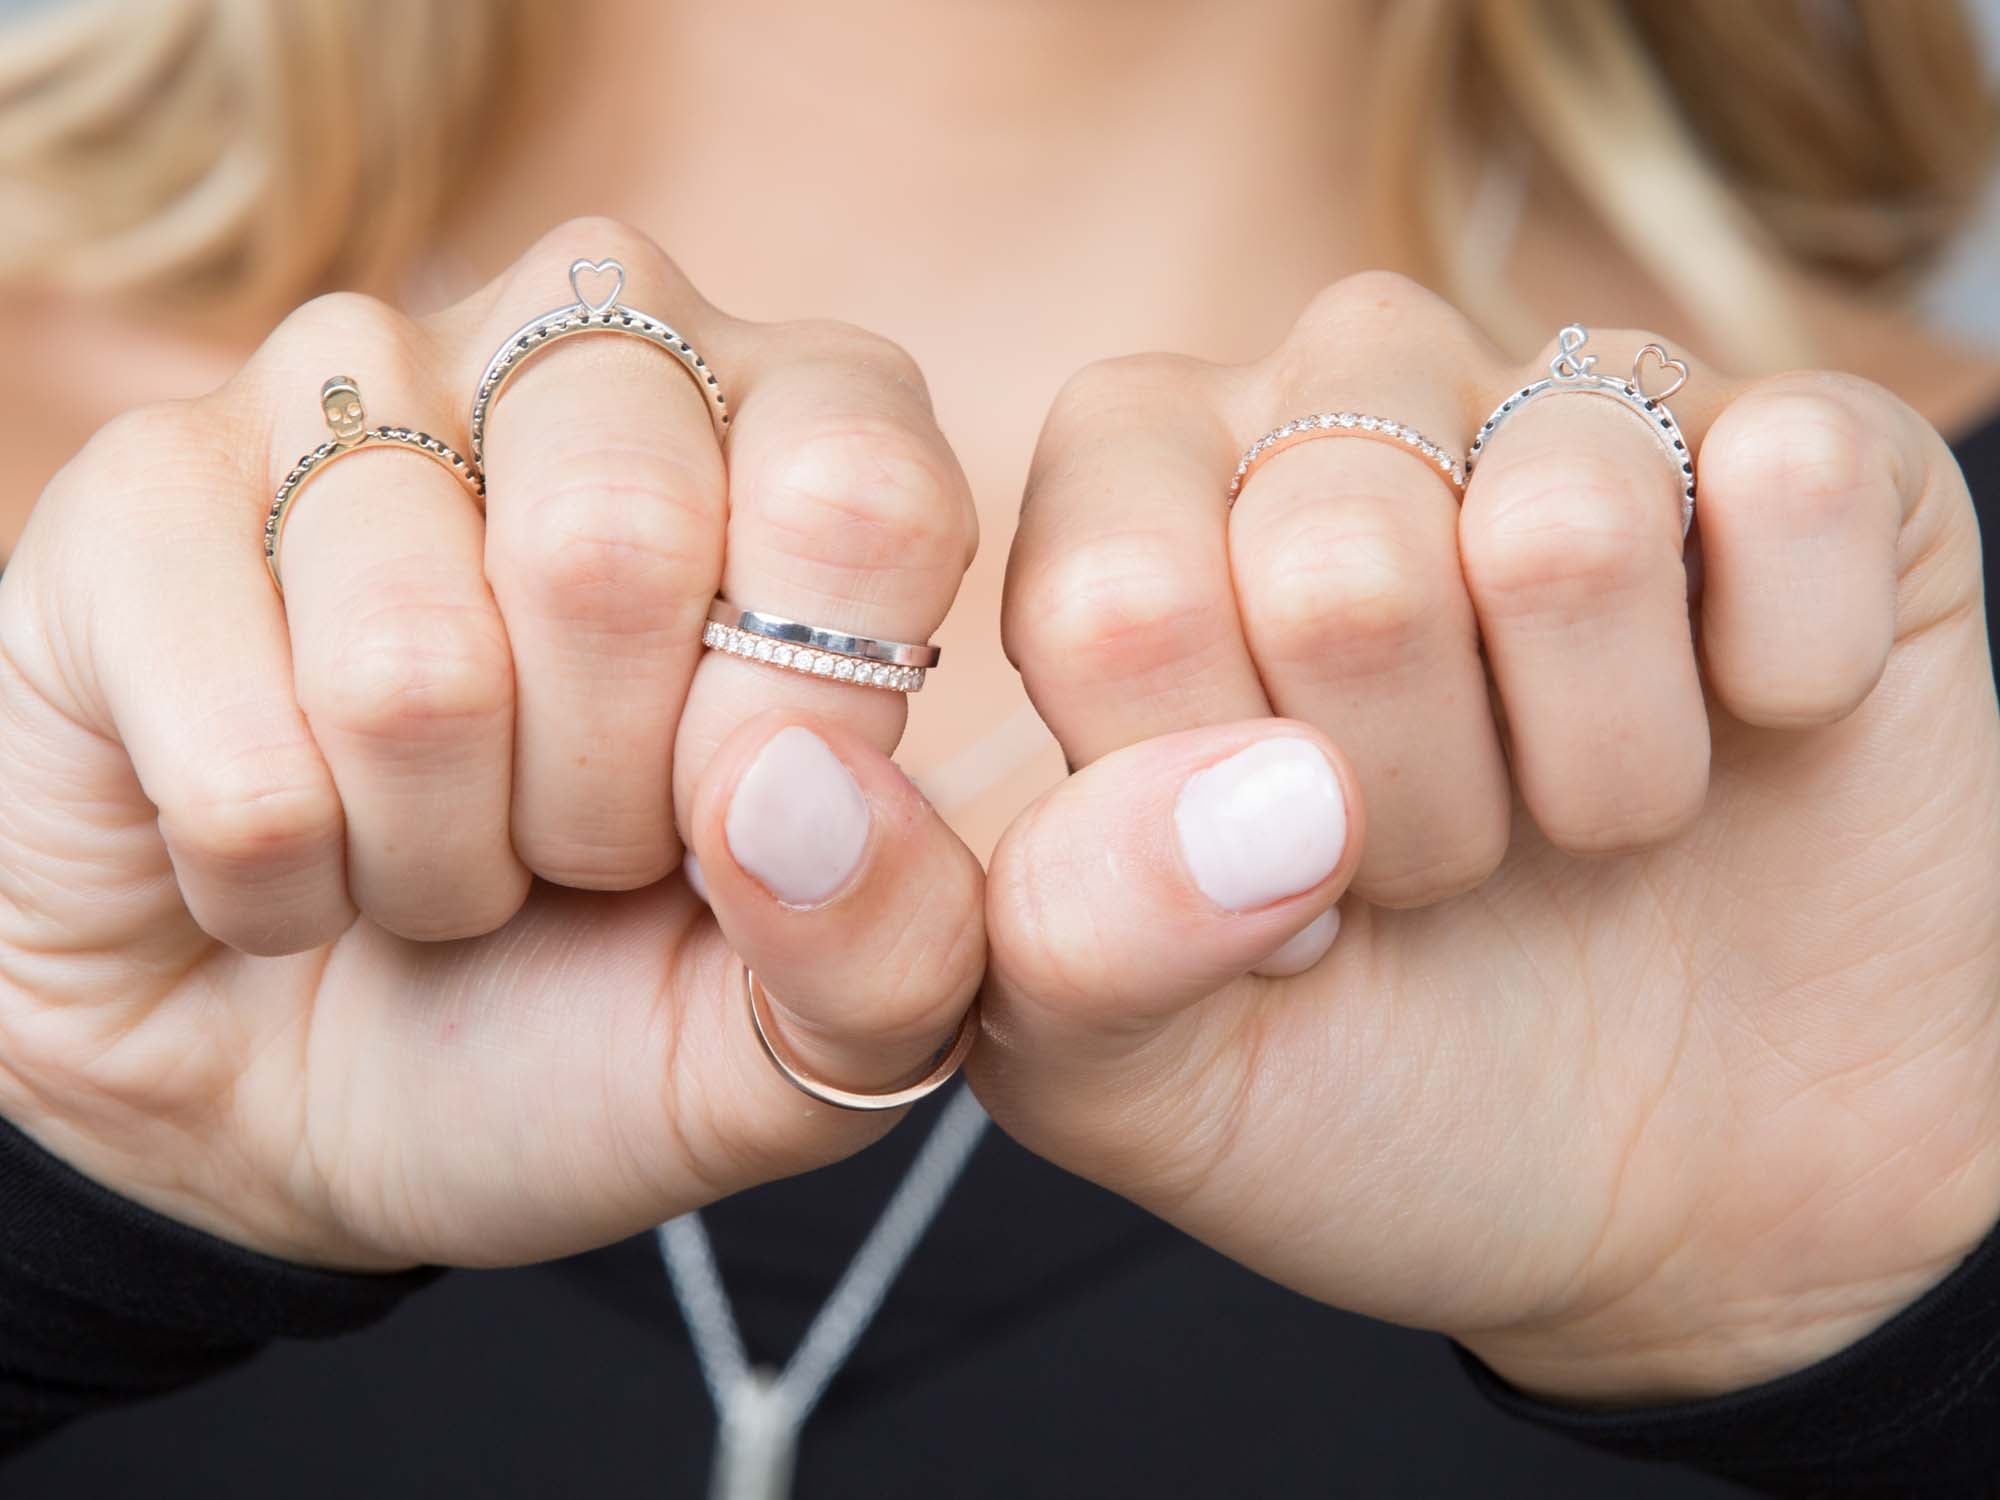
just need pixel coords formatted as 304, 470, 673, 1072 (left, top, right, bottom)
1930, 0, 2000, 336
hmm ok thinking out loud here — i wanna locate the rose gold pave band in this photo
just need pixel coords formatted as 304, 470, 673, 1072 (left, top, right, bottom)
1228, 411, 1467, 505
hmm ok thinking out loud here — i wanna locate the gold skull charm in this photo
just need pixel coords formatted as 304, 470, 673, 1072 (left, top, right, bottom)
320, 376, 369, 448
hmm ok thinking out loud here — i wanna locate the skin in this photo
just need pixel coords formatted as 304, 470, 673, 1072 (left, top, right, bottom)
1, 0, 1997, 1409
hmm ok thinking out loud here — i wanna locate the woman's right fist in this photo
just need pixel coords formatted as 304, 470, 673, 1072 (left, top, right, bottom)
0, 219, 983, 1270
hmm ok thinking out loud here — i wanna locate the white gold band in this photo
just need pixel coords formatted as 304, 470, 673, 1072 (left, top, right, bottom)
1466, 326, 1697, 538
467, 258, 729, 483
701, 601, 938, 693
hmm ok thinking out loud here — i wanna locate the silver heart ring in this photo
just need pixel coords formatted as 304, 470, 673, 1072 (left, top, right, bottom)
1465, 324, 1697, 538
466, 257, 730, 487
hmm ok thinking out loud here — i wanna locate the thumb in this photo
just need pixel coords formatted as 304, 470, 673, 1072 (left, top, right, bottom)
982, 722, 1364, 1046
686, 712, 985, 1107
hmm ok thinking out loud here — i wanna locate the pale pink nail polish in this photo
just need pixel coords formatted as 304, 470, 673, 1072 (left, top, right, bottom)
1253, 906, 1342, 977
725, 727, 870, 906
681, 851, 711, 905
1174, 738, 1347, 912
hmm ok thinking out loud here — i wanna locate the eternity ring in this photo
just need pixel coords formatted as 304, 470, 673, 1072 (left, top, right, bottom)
744, 964, 977, 1112
467, 257, 729, 483
264, 377, 484, 592
1228, 411, 1466, 505
1466, 325, 1698, 537
702, 600, 940, 693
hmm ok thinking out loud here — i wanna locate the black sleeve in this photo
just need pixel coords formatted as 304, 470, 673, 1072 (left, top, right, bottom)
0, 1113, 439, 1454
1453, 1207, 2000, 1497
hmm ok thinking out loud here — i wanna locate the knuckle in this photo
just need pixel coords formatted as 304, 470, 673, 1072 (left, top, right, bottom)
531, 215, 676, 286
1537, 767, 1707, 856
1051, 353, 1206, 424
83, 400, 197, 463
1542, 799, 1699, 858
1243, 515, 1443, 670
517, 833, 678, 893
58, 400, 208, 510
750, 416, 972, 572
1363, 830, 1509, 909
1289, 271, 1445, 345
1270, 274, 1475, 393
781, 320, 930, 394
1464, 458, 1667, 609
163, 753, 343, 873
269, 292, 414, 369
1300, 270, 1432, 325
1706, 390, 1890, 536
372, 884, 528, 946
314, 605, 514, 743
1728, 672, 1872, 731
504, 463, 722, 631
1010, 533, 1227, 683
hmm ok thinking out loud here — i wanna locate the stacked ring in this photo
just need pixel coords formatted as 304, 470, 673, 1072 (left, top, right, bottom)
264, 377, 484, 593
1467, 324, 1697, 537
467, 257, 730, 483
1229, 411, 1466, 505
702, 600, 940, 693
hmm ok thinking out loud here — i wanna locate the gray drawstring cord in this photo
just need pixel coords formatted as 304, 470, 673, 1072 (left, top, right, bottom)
659, 1084, 990, 1500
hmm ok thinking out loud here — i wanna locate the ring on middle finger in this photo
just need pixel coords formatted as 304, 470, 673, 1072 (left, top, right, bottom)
467, 255, 731, 484
1228, 411, 1467, 506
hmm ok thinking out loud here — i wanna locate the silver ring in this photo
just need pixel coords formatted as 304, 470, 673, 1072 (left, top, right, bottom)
702, 600, 939, 693
1465, 324, 1697, 538
467, 257, 729, 486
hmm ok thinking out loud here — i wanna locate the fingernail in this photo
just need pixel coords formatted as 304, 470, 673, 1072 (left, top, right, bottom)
681, 852, 710, 905
726, 726, 870, 906
1254, 906, 1342, 977
1175, 737, 1347, 912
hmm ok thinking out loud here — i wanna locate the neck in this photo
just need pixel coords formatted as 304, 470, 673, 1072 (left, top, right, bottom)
461, 0, 1380, 354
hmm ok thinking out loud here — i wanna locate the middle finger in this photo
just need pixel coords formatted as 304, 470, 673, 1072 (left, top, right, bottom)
1229, 290, 1511, 906
471, 221, 729, 890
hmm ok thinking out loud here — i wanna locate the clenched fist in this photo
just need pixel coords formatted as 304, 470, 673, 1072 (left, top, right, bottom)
976, 274, 2000, 1404
0, 219, 984, 1270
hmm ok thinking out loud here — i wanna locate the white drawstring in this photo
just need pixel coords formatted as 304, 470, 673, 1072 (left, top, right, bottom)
659, 1084, 990, 1500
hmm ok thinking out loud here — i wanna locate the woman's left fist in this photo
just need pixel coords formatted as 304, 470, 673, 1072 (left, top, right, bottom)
974, 273, 2000, 1403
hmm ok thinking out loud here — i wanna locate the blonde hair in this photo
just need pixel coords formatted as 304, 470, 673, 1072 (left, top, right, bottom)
3, 0, 1995, 366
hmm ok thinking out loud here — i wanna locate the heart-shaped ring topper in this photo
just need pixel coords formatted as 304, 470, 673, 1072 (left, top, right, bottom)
568, 257, 626, 316
1551, 324, 1689, 404
1632, 342, 1690, 403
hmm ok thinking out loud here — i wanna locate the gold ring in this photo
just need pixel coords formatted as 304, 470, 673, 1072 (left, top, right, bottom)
263, 377, 485, 592
1228, 410, 1467, 505
743, 962, 977, 1112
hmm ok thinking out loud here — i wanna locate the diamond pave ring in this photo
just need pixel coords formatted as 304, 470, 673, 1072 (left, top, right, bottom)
702, 600, 941, 694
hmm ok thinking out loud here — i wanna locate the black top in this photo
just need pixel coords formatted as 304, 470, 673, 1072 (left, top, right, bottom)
1, 412, 1997, 1499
